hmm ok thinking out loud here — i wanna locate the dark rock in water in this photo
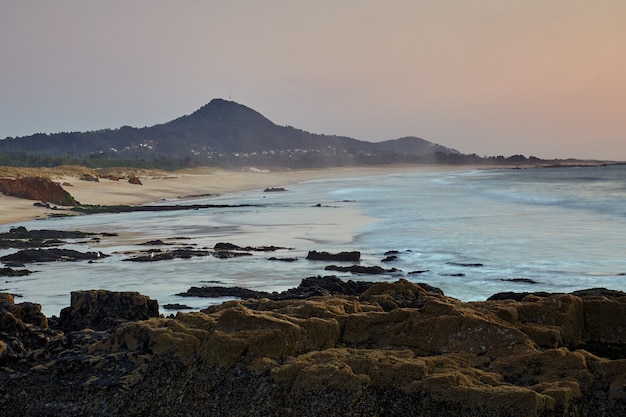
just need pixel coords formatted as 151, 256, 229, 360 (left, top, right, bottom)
214, 242, 240, 250
501, 278, 540, 284
0, 248, 107, 263
442, 273, 465, 277
58, 290, 159, 332
306, 250, 361, 262
2, 261, 25, 268
447, 261, 484, 267
381, 255, 398, 262
0, 267, 31, 277
215, 242, 289, 252
268, 256, 298, 262
139, 239, 171, 246
178, 286, 270, 299
384, 250, 401, 255
487, 291, 554, 302
163, 303, 194, 310
212, 251, 253, 259
264, 187, 286, 192
281, 275, 373, 299
324, 264, 395, 275
571, 288, 626, 298
408, 270, 429, 275
179, 276, 375, 301
0, 227, 98, 249
123, 246, 263, 262
0, 177, 79, 206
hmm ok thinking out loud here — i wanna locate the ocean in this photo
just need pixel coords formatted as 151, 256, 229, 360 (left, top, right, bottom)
3, 164, 626, 316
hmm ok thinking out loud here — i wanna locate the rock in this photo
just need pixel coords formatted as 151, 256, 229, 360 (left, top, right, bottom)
214, 242, 240, 250
124, 248, 216, 262
0, 267, 31, 277
264, 187, 287, 192
139, 239, 171, 246
58, 290, 159, 332
501, 278, 540, 284
324, 264, 398, 274
178, 286, 270, 299
163, 303, 194, 310
0, 248, 107, 263
79, 173, 99, 182
447, 261, 484, 267
306, 250, 361, 262
408, 269, 430, 275
128, 176, 143, 185
280, 275, 373, 298
0, 227, 98, 249
268, 256, 298, 262
214, 242, 289, 251
0, 177, 79, 206
6, 283, 626, 415
0, 294, 49, 363
487, 291, 557, 302
572, 287, 626, 298
178, 276, 373, 300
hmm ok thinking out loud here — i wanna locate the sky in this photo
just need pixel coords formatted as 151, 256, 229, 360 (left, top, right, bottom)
1, 1, 625, 160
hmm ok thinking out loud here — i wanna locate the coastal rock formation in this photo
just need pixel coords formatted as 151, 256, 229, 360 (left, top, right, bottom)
2, 281, 626, 416
0, 176, 79, 206
178, 275, 375, 300
58, 290, 159, 332
324, 264, 400, 275
306, 250, 361, 262
128, 176, 143, 185
0, 248, 107, 263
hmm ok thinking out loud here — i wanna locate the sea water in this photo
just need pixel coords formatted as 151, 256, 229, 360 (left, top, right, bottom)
2, 164, 626, 316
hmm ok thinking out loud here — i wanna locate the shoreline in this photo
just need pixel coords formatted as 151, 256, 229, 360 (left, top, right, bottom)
0, 164, 485, 227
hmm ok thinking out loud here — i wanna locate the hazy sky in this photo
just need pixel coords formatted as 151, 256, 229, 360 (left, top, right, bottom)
1, 1, 625, 160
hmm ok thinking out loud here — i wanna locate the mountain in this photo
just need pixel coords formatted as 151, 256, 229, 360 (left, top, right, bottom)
0, 99, 459, 166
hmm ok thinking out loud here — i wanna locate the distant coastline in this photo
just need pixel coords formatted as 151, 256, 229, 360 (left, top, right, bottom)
1, 160, 623, 227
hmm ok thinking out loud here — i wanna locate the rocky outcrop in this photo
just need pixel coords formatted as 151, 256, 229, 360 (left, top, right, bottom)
128, 176, 142, 185
79, 173, 99, 182
306, 250, 361, 262
177, 275, 375, 300
324, 264, 400, 274
0, 176, 79, 206
3, 281, 626, 416
0, 248, 107, 263
58, 290, 159, 332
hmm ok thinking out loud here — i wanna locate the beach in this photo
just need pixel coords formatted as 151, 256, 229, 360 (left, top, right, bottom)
0, 164, 467, 227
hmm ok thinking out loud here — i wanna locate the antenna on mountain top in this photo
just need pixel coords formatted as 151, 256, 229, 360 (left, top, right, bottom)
229, 91, 232, 100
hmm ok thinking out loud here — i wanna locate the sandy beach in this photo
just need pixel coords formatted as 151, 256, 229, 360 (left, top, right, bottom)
0, 165, 472, 227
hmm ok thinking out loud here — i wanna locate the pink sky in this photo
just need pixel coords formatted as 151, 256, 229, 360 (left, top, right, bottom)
1, 1, 625, 160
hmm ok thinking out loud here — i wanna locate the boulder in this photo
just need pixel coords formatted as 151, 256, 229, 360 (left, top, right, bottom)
58, 290, 159, 331
306, 250, 361, 262
128, 176, 143, 185
0, 177, 79, 206
79, 173, 99, 182
0, 248, 107, 263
